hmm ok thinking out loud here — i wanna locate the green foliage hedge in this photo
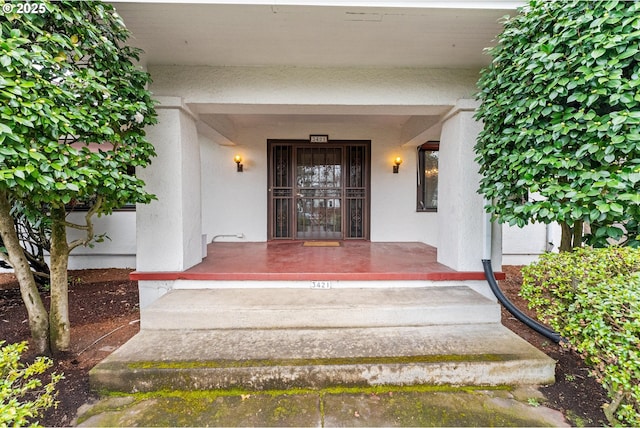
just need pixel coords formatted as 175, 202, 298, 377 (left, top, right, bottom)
0, 341, 62, 427
474, 0, 640, 248
521, 247, 640, 425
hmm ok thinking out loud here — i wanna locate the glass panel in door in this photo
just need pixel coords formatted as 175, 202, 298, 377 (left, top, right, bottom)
296, 147, 342, 239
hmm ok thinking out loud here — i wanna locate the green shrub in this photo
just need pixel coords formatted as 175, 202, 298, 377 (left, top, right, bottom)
0, 341, 62, 427
521, 247, 640, 426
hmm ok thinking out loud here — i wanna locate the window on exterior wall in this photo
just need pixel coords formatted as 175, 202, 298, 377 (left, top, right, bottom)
66, 165, 137, 212
417, 142, 439, 211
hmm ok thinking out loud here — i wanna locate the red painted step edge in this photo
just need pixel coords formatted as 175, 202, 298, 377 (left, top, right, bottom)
129, 271, 506, 282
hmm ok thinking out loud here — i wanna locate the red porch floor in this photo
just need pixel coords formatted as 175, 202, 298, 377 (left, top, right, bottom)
130, 241, 504, 282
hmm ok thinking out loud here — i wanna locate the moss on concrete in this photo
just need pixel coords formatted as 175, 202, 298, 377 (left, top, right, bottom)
126, 353, 510, 370
77, 390, 321, 427
76, 384, 564, 428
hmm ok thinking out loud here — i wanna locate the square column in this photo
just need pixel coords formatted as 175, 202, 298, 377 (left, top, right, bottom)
136, 97, 203, 273
437, 100, 501, 272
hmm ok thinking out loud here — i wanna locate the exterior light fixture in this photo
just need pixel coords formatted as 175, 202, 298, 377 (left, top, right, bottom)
393, 157, 402, 173
234, 155, 243, 172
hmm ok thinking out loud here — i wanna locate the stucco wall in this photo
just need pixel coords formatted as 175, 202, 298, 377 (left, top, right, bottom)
200, 120, 438, 244
136, 103, 204, 272
64, 211, 137, 269
0, 211, 137, 272
148, 65, 481, 107
436, 100, 496, 272
200, 131, 266, 242
502, 223, 562, 265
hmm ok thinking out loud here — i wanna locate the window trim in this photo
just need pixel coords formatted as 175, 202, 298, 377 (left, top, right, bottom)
417, 141, 439, 212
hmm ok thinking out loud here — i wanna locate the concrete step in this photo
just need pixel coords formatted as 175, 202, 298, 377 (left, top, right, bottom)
141, 286, 500, 330
89, 324, 556, 393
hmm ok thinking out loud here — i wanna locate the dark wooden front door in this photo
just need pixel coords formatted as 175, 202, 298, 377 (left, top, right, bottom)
268, 140, 370, 240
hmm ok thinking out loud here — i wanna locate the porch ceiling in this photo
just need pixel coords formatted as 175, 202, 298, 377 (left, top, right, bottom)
193, 112, 444, 146
110, 1, 522, 144
110, 1, 521, 69
194, 108, 447, 146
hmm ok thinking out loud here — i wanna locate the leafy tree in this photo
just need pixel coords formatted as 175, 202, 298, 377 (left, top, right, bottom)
0, 1, 157, 354
475, 0, 640, 251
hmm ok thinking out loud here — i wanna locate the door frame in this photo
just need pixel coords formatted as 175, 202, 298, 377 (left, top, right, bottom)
267, 139, 371, 240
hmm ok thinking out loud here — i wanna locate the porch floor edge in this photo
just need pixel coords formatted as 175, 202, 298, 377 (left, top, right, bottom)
130, 242, 506, 282
129, 271, 505, 282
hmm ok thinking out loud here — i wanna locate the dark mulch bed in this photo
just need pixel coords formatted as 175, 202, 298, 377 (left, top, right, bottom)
0, 269, 140, 427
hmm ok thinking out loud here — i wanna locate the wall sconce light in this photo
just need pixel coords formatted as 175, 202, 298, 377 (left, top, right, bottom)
234, 155, 243, 172
393, 157, 402, 173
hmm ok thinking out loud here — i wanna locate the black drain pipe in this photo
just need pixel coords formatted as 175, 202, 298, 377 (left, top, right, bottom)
481, 201, 563, 344
482, 259, 563, 344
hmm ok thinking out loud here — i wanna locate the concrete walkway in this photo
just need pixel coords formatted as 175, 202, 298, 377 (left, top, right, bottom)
75, 386, 569, 427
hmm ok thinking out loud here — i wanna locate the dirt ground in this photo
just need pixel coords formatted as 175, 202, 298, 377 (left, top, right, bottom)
0, 266, 608, 427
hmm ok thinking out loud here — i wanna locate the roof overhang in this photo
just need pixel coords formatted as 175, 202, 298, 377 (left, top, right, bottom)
110, 1, 522, 143
111, 0, 521, 68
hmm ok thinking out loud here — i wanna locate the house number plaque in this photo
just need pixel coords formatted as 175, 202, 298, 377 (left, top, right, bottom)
309, 134, 329, 143
311, 281, 332, 289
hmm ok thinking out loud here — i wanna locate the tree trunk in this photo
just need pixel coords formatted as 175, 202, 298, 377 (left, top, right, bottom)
560, 222, 572, 252
560, 221, 584, 252
49, 206, 71, 354
0, 191, 50, 354
572, 220, 583, 249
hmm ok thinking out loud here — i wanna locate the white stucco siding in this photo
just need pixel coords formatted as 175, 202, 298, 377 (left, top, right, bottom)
200, 120, 438, 244
200, 132, 268, 242
156, 64, 477, 245
148, 66, 480, 109
370, 141, 438, 244
64, 211, 137, 269
137, 102, 203, 272
182, 121, 205, 264
137, 109, 186, 270
502, 222, 562, 265
0, 211, 137, 272
437, 100, 501, 272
